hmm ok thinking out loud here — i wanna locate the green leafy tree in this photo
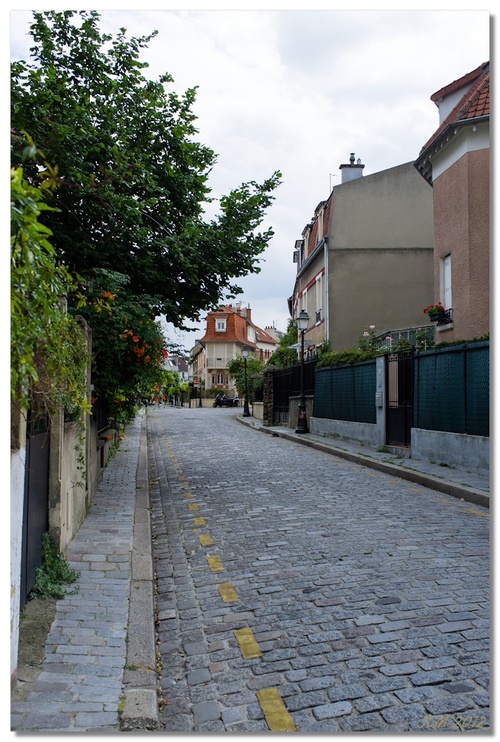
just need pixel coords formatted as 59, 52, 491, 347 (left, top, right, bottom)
268, 319, 299, 367
73, 269, 169, 427
11, 10, 282, 329
227, 356, 265, 399
11, 160, 89, 416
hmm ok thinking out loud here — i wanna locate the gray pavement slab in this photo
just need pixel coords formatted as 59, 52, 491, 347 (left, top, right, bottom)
11, 411, 158, 733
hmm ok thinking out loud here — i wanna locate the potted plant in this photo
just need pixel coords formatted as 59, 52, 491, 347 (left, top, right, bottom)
423, 302, 446, 322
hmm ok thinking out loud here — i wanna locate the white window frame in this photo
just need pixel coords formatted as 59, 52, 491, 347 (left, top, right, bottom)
215, 318, 227, 332
315, 273, 323, 323
441, 254, 452, 310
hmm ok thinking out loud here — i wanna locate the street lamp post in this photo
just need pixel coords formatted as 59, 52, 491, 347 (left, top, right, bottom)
295, 309, 309, 434
241, 345, 251, 417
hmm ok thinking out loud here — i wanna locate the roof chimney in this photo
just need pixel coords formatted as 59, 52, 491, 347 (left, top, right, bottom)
339, 153, 365, 184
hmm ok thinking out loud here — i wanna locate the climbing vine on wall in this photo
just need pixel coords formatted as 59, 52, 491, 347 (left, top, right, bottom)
11, 153, 90, 417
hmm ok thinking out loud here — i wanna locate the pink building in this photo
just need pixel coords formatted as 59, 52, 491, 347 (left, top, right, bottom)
414, 62, 490, 341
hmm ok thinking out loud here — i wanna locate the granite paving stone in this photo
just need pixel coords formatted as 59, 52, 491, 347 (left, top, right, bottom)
13, 406, 489, 733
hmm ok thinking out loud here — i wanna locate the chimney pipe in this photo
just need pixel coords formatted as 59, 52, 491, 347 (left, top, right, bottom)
339, 153, 365, 184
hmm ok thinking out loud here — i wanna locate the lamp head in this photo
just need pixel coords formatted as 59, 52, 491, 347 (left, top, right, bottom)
295, 309, 309, 332
242, 345, 249, 358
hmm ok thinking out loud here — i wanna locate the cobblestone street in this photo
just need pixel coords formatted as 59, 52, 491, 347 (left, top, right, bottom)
148, 406, 490, 733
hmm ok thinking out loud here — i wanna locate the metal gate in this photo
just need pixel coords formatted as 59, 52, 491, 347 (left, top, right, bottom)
273, 366, 293, 423
272, 359, 317, 424
20, 413, 50, 606
386, 351, 413, 447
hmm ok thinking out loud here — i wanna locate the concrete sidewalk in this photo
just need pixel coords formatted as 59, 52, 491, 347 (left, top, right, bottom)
237, 417, 489, 510
11, 410, 159, 732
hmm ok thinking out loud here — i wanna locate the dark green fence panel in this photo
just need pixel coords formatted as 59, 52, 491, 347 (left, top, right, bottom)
466, 344, 490, 435
413, 342, 489, 436
272, 358, 317, 424
313, 360, 376, 423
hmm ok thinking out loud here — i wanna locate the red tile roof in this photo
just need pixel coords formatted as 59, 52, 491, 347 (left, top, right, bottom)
415, 62, 489, 183
430, 61, 489, 104
420, 62, 489, 154
199, 305, 277, 349
254, 326, 278, 344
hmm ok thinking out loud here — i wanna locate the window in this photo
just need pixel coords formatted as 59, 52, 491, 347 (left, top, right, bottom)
303, 228, 310, 257
315, 274, 323, 322
301, 287, 307, 315
216, 318, 227, 332
441, 254, 452, 310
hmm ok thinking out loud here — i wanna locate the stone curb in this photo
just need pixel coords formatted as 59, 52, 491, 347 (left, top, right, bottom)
120, 412, 160, 731
237, 417, 489, 510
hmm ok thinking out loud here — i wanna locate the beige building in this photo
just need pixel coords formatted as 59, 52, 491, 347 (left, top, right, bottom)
291, 154, 435, 351
190, 303, 277, 392
414, 61, 490, 342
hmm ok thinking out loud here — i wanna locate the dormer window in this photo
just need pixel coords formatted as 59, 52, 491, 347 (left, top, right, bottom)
215, 318, 227, 332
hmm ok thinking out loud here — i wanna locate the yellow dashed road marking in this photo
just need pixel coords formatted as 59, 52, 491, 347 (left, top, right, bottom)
183, 492, 193, 499
193, 517, 205, 526
234, 628, 262, 659
199, 534, 213, 546
409, 487, 422, 493
464, 507, 489, 517
257, 688, 296, 732
434, 496, 452, 504
207, 555, 224, 572
218, 582, 238, 603
188, 503, 199, 511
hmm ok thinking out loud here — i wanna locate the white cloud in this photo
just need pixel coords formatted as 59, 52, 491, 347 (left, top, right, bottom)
9, 7, 491, 348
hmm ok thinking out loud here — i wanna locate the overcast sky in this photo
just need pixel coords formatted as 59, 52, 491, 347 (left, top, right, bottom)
9, 4, 491, 351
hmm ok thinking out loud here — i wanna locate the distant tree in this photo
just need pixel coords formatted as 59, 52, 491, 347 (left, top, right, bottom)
267, 319, 299, 367
227, 356, 265, 399
11, 10, 282, 329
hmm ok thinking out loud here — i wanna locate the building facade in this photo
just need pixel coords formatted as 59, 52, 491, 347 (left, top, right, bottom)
414, 61, 490, 342
191, 303, 277, 392
291, 154, 435, 351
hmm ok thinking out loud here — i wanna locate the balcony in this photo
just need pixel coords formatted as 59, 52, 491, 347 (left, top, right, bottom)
206, 357, 232, 369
